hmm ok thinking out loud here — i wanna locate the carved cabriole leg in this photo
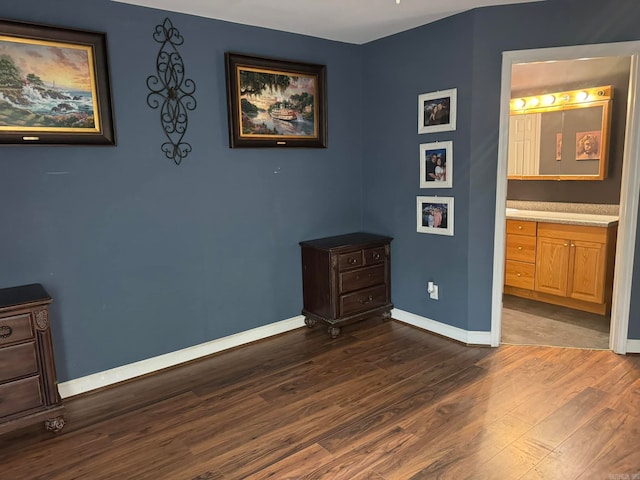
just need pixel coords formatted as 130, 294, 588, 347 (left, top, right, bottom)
328, 326, 341, 339
381, 311, 392, 322
44, 416, 65, 433
304, 317, 317, 328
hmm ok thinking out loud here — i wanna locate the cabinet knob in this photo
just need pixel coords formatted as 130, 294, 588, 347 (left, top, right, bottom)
359, 295, 374, 304
564, 243, 569, 247
373, 252, 381, 260
517, 246, 523, 250
348, 257, 357, 265
516, 273, 521, 277
571, 244, 576, 247
0, 325, 12, 338
518, 225, 523, 230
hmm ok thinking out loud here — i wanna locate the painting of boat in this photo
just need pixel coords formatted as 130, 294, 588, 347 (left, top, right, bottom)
269, 107, 297, 121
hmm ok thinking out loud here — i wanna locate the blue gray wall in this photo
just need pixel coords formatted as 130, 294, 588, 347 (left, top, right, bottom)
0, 0, 363, 381
362, 0, 640, 337
4, 0, 640, 384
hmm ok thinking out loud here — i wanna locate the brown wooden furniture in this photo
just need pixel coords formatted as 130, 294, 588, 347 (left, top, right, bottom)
504, 219, 617, 315
0, 284, 65, 435
300, 232, 393, 338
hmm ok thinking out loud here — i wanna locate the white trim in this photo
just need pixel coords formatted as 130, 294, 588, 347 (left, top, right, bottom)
627, 339, 640, 354
58, 315, 306, 398
492, 41, 640, 354
392, 308, 492, 346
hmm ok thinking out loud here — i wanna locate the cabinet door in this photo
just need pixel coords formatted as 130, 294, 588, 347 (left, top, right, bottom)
535, 236, 570, 296
568, 240, 606, 303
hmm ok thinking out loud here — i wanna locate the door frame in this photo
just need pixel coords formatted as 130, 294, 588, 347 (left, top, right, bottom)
491, 41, 640, 353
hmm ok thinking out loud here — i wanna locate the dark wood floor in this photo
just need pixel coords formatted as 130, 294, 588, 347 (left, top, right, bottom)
2, 318, 639, 479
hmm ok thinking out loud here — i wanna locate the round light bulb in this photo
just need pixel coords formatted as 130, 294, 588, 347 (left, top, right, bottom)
543, 95, 555, 105
514, 99, 525, 109
528, 97, 539, 107
577, 91, 588, 102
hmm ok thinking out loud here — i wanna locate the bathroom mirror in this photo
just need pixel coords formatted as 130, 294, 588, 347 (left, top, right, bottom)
508, 86, 612, 180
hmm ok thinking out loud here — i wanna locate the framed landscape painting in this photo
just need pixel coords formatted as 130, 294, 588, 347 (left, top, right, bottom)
417, 196, 454, 236
225, 52, 327, 148
0, 19, 115, 145
418, 88, 457, 134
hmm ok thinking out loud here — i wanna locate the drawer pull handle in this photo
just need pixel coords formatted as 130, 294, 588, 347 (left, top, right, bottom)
517, 246, 522, 250
0, 325, 12, 338
517, 273, 521, 277
359, 295, 374, 304
564, 243, 569, 247
372, 252, 381, 260
571, 244, 576, 247
518, 225, 523, 230
348, 257, 358, 265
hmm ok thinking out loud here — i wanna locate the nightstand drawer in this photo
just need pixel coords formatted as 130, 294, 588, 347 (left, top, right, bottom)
505, 260, 535, 290
0, 314, 34, 347
0, 376, 43, 418
340, 265, 385, 294
340, 285, 388, 316
364, 246, 385, 265
0, 342, 38, 383
338, 251, 363, 270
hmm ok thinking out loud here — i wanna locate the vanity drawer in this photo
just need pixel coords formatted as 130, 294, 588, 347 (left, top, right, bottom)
0, 376, 43, 419
505, 260, 535, 290
506, 219, 537, 236
0, 314, 34, 347
0, 342, 38, 383
506, 234, 536, 263
338, 251, 363, 270
340, 265, 385, 294
340, 285, 388, 316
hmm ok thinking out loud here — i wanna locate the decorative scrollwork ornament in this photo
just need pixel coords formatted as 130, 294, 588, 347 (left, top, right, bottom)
146, 18, 197, 165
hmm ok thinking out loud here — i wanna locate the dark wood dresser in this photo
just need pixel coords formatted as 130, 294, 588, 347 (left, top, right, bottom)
0, 284, 65, 435
300, 232, 393, 338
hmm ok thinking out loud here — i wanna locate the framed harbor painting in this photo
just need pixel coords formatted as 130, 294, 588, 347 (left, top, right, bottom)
0, 19, 115, 145
420, 140, 452, 188
417, 196, 454, 236
418, 88, 457, 134
225, 52, 327, 148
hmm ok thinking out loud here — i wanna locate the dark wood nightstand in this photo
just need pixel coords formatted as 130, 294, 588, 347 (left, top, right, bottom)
300, 232, 393, 338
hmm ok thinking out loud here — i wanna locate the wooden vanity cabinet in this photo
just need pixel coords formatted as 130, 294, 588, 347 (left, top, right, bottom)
300, 232, 393, 338
535, 223, 616, 307
0, 284, 65, 435
504, 220, 617, 315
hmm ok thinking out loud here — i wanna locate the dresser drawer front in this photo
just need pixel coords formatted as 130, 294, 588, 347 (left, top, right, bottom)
506, 219, 537, 236
364, 246, 386, 265
505, 260, 535, 290
0, 376, 43, 418
340, 265, 385, 294
340, 285, 388, 316
0, 314, 33, 347
338, 251, 363, 270
506, 234, 537, 263
0, 342, 38, 383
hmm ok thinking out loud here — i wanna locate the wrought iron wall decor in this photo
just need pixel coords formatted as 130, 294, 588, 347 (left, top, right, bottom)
147, 18, 196, 165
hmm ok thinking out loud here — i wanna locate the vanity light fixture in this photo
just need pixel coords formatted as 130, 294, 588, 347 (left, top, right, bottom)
510, 86, 611, 113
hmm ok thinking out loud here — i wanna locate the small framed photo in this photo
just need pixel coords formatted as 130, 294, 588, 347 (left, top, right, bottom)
575, 130, 601, 160
420, 141, 452, 188
418, 88, 457, 134
417, 196, 454, 236
0, 19, 115, 145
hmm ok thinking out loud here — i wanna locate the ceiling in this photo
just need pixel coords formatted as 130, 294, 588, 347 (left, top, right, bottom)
112, 0, 544, 44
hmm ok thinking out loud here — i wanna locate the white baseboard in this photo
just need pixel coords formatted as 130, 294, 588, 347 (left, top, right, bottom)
627, 339, 640, 353
391, 308, 492, 346
57, 315, 306, 398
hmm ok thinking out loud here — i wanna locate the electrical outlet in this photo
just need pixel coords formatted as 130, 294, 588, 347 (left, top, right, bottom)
430, 284, 439, 300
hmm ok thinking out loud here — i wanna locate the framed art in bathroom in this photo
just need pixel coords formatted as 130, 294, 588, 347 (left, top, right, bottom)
0, 18, 115, 145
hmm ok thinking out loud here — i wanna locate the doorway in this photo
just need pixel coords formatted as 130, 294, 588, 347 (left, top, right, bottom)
491, 42, 640, 354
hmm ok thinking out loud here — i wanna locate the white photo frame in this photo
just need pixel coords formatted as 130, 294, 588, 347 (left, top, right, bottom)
420, 141, 453, 188
418, 88, 457, 134
417, 196, 454, 236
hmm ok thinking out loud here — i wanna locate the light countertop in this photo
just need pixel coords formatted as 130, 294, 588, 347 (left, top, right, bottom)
506, 208, 619, 227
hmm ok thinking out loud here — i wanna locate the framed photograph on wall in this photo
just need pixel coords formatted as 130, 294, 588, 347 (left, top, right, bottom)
0, 19, 115, 145
225, 52, 327, 148
417, 196, 454, 236
418, 88, 457, 134
420, 140, 452, 188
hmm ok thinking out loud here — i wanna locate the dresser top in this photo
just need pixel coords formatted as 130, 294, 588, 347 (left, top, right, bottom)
300, 232, 393, 251
0, 284, 51, 310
